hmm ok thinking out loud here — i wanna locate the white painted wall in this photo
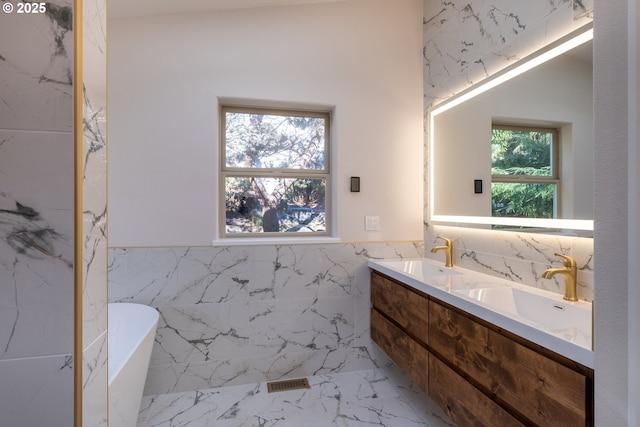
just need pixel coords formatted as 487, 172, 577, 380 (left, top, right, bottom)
629, 3, 640, 424
108, 0, 424, 247
594, 0, 633, 424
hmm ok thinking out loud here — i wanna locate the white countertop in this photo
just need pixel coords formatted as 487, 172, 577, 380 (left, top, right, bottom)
368, 258, 594, 369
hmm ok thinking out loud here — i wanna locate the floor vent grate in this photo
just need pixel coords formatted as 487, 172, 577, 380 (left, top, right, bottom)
266, 378, 310, 393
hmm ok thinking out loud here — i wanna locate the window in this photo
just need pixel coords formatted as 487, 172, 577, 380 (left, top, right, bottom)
491, 125, 559, 219
220, 104, 331, 237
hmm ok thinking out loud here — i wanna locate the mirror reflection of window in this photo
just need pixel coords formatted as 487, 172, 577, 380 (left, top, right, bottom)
428, 25, 594, 234
491, 125, 559, 221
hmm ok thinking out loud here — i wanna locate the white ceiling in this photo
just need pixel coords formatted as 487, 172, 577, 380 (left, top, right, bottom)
109, 0, 347, 19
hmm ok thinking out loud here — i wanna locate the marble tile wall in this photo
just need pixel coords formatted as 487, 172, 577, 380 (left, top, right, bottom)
108, 241, 424, 395
0, 1, 75, 425
425, 226, 594, 301
423, 0, 594, 107
423, 0, 594, 302
82, 0, 108, 425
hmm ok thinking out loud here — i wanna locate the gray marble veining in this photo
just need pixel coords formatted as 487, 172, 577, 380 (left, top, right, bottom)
109, 242, 424, 395
0, 0, 74, 132
81, 0, 108, 424
0, 3, 77, 424
423, 0, 593, 108
425, 226, 594, 301
0, 130, 74, 359
137, 367, 454, 427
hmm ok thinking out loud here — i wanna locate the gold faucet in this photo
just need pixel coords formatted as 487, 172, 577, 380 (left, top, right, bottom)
542, 253, 578, 301
430, 237, 453, 267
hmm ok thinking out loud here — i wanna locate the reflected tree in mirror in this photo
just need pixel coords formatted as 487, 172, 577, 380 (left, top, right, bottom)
491, 127, 557, 220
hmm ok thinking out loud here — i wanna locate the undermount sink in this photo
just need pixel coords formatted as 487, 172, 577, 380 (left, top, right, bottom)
455, 286, 592, 347
378, 259, 462, 280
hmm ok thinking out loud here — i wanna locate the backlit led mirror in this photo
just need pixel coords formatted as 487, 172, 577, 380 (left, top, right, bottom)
428, 24, 593, 236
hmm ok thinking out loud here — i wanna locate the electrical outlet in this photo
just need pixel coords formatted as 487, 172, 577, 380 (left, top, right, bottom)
365, 216, 380, 231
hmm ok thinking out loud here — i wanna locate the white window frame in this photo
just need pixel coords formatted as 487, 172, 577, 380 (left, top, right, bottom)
219, 103, 332, 239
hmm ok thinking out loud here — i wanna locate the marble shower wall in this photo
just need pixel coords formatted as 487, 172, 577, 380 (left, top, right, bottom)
423, 0, 594, 301
0, 1, 108, 423
108, 242, 423, 395
82, 0, 108, 425
0, 1, 75, 425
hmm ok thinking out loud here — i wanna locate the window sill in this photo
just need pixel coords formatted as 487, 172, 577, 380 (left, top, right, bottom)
212, 237, 342, 247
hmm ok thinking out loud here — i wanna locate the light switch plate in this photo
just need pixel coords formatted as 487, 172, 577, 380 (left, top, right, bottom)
365, 216, 380, 231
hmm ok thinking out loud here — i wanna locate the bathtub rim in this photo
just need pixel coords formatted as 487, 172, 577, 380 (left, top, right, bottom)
107, 302, 159, 385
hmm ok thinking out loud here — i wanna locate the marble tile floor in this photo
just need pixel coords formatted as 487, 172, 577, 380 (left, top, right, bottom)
136, 367, 456, 427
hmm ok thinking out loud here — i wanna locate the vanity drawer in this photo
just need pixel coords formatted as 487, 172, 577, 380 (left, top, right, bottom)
429, 354, 524, 427
429, 300, 589, 426
371, 308, 428, 393
371, 271, 428, 343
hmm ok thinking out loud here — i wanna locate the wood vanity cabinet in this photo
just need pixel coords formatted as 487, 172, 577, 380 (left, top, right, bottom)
370, 272, 429, 393
370, 309, 429, 393
428, 353, 525, 427
370, 270, 594, 427
370, 271, 429, 343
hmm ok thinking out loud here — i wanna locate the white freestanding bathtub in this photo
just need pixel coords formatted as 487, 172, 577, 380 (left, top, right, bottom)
108, 303, 159, 427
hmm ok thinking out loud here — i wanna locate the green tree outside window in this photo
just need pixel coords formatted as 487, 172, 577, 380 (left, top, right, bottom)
491, 126, 558, 220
